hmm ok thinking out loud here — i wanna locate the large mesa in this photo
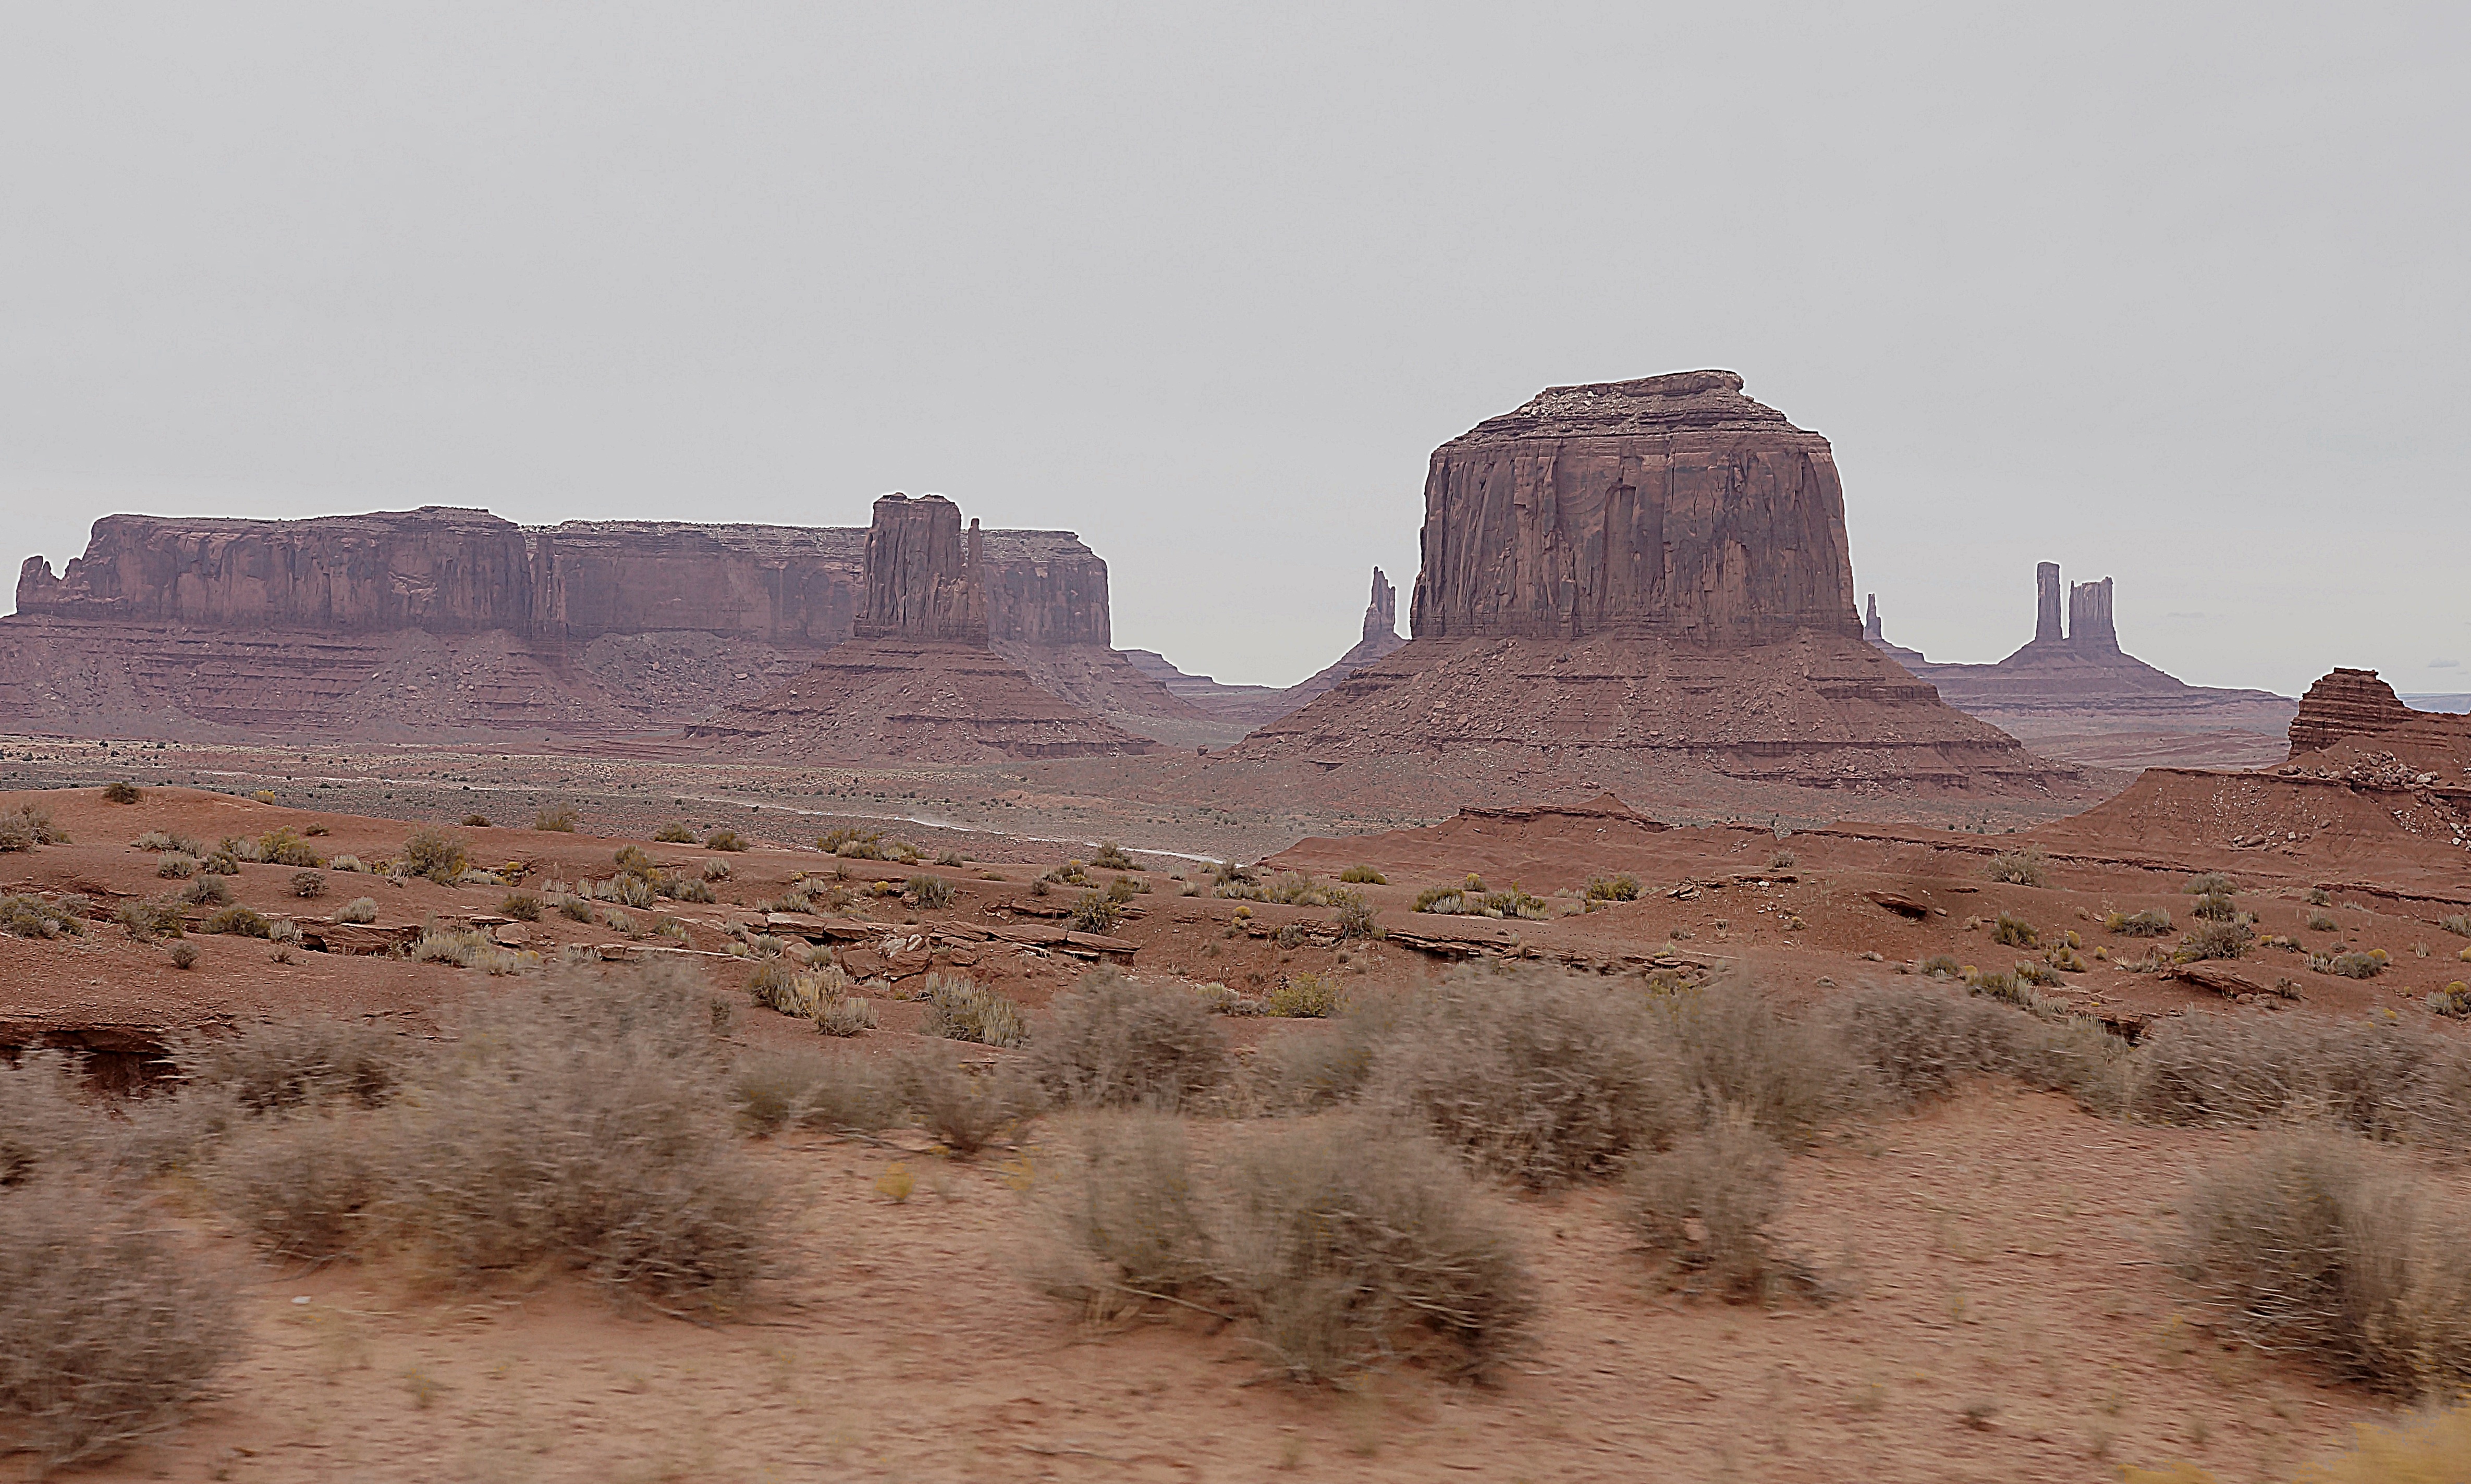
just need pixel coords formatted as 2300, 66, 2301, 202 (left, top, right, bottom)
1231, 371, 2071, 805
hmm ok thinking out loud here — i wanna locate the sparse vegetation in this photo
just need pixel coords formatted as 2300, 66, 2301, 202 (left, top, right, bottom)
1992, 911, 2039, 948
898, 1051, 1033, 1156
2106, 907, 2173, 937
703, 827, 749, 852
500, 891, 541, 921
919, 974, 1027, 1048
907, 873, 954, 909
1339, 864, 1386, 885
166, 942, 199, 970
1091, 840, 1135, 870
397, 828, 470, 885
0, 803, 67, 852
2306, 910, 2341, 933
100, 780, 143, 804
654, 822, 695, 843
201, 904, 271, 938
534, 804, 580, 832
1986, 847, 2048, 886
1265, 972, 1343, 1018
2190, 890, 2238, 922
2179, 919, 2254, 961
461, 813, 491, 828
1624, 1109, 1797, 1299
2184, 872, 2235, 897
1027, 970, 1231, 1112
290, 869, 325, 898
2439, 914, 2470, 939
1585, 874, 1641, 902
337, 897, 378, 925
2323, 949, 2388, 979
1071, 890, 1122, 933
731, 1047, 900, 1136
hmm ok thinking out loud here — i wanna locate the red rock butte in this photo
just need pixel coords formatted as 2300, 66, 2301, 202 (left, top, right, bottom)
1234, 370, 2072, 797
688, 494, 1161, 763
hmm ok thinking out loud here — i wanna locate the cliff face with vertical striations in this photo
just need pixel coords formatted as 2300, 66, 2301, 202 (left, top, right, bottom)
1233, 372, 2072, 802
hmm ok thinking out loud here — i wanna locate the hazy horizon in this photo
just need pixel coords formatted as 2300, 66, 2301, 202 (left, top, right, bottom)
4, 4, 2464, 694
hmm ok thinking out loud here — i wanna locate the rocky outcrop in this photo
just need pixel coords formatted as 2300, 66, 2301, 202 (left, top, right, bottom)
692, 494, 1155, 762
1238, 372, 2068, 799
1409, 371, 1858, 644
2289, 669, 2423, 756
1867, 566, 2296, 771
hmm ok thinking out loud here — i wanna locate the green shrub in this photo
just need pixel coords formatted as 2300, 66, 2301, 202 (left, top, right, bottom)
2178, 1134, 2471, 1391
180, 875, 230, 907
1339, 864, 1386, 885
533, 804, 579, 832
1413, 886, 1469, 915
1, 894, 85, 940
1585, 874, 1641, 902
255, 827, 322, 867
201, 905, 270, 938
2180, 919, 2255, 961
1986, 848, 2048, 886
907, 874, 955, 910
703, 828, 749, 852
0, 803, 67, 851
100, 781, 142, 805
499, 891, 541, 922
397, 828, 469, 885
2106, 907, 2173, 937
1026, 970, 1231, 1112
653, 822, 694, 843
1265, 972, 1343, 1019
1071, 890, 1122, 934
919, 974, 1027, 1048
2191, 891, 2238, 922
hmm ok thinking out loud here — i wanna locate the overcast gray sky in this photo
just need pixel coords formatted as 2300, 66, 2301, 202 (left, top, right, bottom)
3, 3, 2463, 693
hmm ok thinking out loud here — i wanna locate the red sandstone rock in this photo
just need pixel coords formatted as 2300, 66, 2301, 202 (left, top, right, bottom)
852, 494, 988, 643
2288, 668, 2421, 756
1238, 372, 2064, 795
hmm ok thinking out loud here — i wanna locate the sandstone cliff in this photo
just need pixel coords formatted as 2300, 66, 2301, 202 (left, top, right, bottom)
1409, 371, 1858, 644
2288, 668, 2427, 756
1234, 372, 2065, 800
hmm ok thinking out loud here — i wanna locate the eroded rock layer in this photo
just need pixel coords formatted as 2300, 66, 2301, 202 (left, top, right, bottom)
2288, 668, 2424, 757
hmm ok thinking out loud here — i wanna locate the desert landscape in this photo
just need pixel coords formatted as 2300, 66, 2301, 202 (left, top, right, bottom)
7, 11, 2469, 1482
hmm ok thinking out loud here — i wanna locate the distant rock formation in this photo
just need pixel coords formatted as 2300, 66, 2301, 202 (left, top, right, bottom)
2, 505, 1197, 743
691, 494, 1155, 762
1117, 567, 1413, 734
1235, 372, 2067, 798
1867, 565, 2296, 771
2287, 668, 2425, 756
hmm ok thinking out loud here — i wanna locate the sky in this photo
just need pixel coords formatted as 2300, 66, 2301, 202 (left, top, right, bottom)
2, 3, 2464, 693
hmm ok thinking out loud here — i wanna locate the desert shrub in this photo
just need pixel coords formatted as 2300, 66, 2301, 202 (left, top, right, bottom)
2307, 910, 2342, 933
2185, 872, 2236, 897
1479, 885, 1549, 920
133, 830, 196, 853
336, 897, 378, 925
252, 828, 320, 867
703, 828, 749, 852
1366, 965, 1686, 1188
2177, 1134, 2471, 1391
731, 1047, 900, 1135
1029, 971, 1231, 1112
898, 1051, 1034, 1157
1585, 874, 1641, 902
173, 1016, 402, 1113
458, 813, 491, 828
1659, 978, 1867, 1144
1265, 972, 1343, 1019
166, 942, 199, 970
1624, 1109, 1795, 1298
815, 996, 875, 1036
1986, 848, 2048, 886
0, 1179, 242, 1467
1071, 890, 1122, 934
2126, 1013, 2471, 1141
1091, 841, 1135, 870
1968, 967, 2037, 1010
288, 869, 325, 899
1992, 911, 2039, 948
919, 973, 1027, 1048
199, 851, 239, 875
1915, 953, 1964, 979
534, 804, 579, 832
2106, 907, 2173, 937
411, 927, 535, 975
217, 834, 262, 864
907, 873, 954, 910
1042, 1116, 1534, 1383
0, 1052, 94, 1186
326, 854, 361, 873
0, 803, 67, 851
1105, 873, 1143, 904
1331, 890, 1380, 940
653, 822, 694, 843
2178, 918, 2255, 961
820, 826, 884, 859
2439, 914, 2471, 939
1413, 887, 1468, 914
397, 828, 469, 885
700, 858, 732, 883
373, 962, 774, 1303
935, 848, 967, 867
499, 891, 541, 922
551, 894, 589, 922
2428, 983, 2471, 1019
100, 780, 143, 804
213, 1112, 384, 1258
2191, 890, 2238, 922
180, 875, 230, 907
1, 893, 85, 940
2324, 950, 2387, 979
201, 904, 270, 938
113, 897, 184, 941
1339, 864, 1386, 885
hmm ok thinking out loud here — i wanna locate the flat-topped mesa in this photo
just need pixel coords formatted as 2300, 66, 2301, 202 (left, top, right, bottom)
1409, 370, 1859, 644
2289, 668, 2421, 756
851, 493, 987, 643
